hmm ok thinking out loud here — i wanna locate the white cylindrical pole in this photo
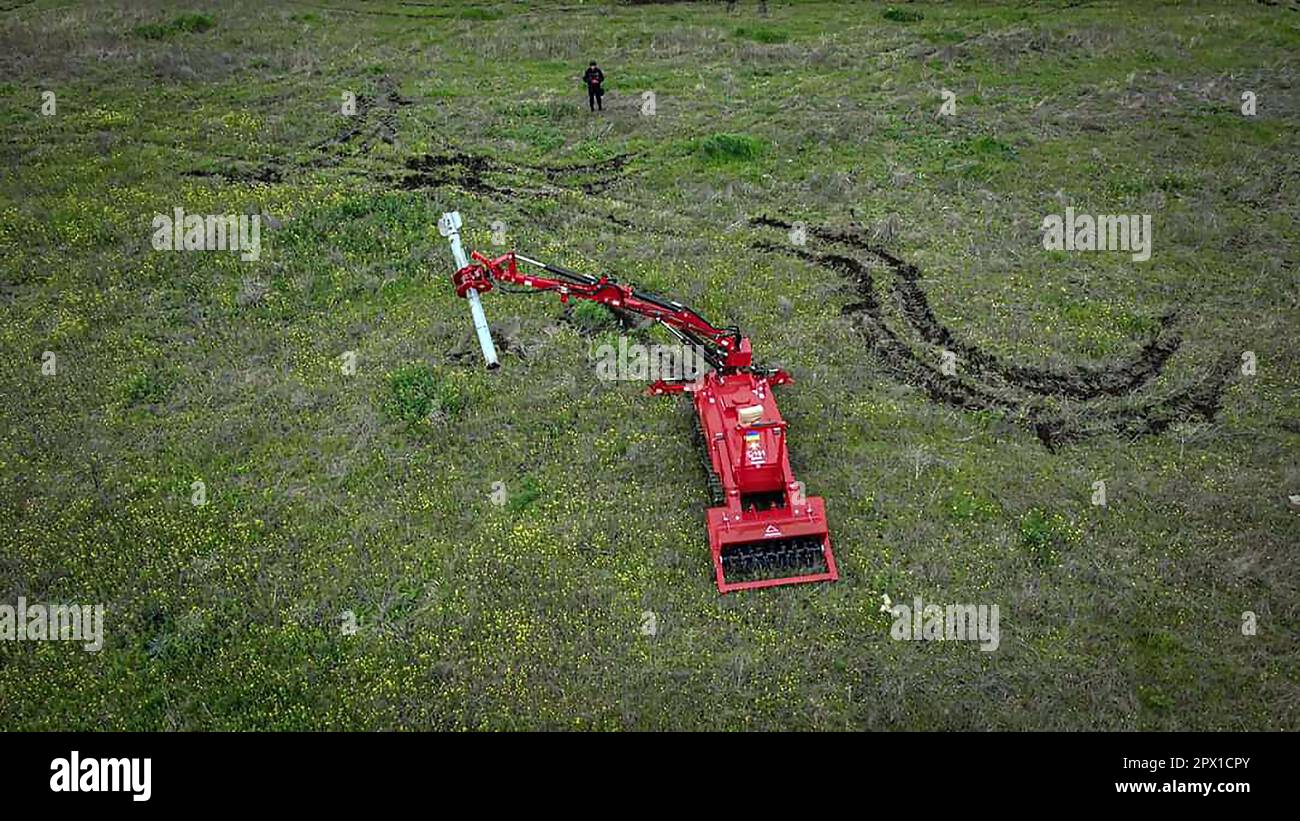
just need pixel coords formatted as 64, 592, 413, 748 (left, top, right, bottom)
465, 288, 498, 370
440, 212, 499, 370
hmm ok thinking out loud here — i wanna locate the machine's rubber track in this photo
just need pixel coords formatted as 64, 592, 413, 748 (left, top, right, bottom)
720, 537, 829, 580
692, 412, 726, 507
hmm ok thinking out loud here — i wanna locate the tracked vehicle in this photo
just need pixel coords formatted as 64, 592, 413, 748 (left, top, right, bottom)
439, 211, 838, 593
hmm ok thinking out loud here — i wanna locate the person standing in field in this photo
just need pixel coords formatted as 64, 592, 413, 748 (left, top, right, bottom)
583, 61, 605, 112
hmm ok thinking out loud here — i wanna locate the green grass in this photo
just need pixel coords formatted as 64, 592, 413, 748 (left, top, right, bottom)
458, 7, 505, 22
507, 477, 543, 512
570, 300, 616, 331
697, 132, 765, 163
0, 0, 1296, 731
132, 12, 215, 39
734, 25, 790, 44
883, 6, 924, 23
121, 369, 175, 407
386, 363, 465, 427
1018, 508, 1072, 567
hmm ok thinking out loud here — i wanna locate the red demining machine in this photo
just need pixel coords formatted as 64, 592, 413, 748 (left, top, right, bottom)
438, 211, 838, 593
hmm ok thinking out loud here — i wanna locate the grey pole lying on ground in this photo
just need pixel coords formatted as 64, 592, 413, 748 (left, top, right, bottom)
438, 211, 499, 369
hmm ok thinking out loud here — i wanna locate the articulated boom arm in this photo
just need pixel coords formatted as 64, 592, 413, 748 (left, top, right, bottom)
454, 250, 788, 384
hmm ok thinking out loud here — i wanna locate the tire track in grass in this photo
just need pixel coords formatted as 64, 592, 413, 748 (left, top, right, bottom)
180, 72, 637, 198
752, 215, 1185, 400
750, 217, 1235, 449
393, 151, 635, 198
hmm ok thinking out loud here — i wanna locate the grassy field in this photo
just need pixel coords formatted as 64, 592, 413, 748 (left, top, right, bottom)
0, 0, 1296, 730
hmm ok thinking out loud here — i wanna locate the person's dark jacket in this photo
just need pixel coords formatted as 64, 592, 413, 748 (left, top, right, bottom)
583, 66, 604, 94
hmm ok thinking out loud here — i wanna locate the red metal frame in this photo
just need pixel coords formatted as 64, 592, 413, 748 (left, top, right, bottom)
453, 250, 839, 594
686, 372, 839, 593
